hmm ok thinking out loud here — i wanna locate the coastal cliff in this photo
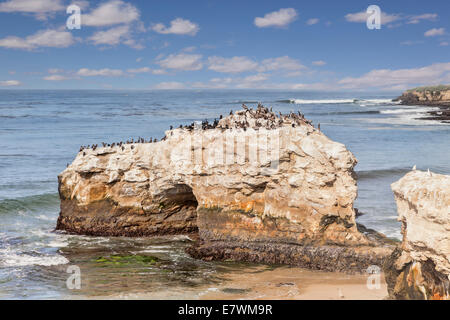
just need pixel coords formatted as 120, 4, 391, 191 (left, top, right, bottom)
384, 170, 450, 300
58, 104, 393, 272
395, 85, 450, 122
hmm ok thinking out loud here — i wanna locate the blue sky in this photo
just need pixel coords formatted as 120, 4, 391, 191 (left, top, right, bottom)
0, 0, 449, 90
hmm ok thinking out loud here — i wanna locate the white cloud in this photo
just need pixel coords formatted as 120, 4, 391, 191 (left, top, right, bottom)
345, 11, 400, 24
154, 82, 186, 89
88, 25, 139, 48
43, 74, 69, 81
260, 56, 306, 72
306, 18, 319, 25
76, 68, 124, 77
235, 74, 270, 88
337, 63, 450, 90
312, 60, 326, 66
242, 73, 269, 83
0, 80, 21, 86
346, 11, 439, 27
127, 67, 151, 74
424, 28, 445, 37
157, 53, 203, 71
152, 69, 167, 75
0, 0, 63, 13
127, 67, 167, 75
208, 56, 258, 73
407, 13, 438, 24
254, 8, 298, 28
440, 42, 449, 47
152, 18, 199, 36
0, 29, 75, 50
207, 56, 305, 76
82, 0, 139, 27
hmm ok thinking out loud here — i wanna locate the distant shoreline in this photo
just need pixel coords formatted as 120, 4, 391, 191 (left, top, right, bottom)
395, 86, 450, 122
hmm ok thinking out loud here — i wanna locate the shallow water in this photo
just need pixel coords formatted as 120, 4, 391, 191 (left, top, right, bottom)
0, 90, 448, 299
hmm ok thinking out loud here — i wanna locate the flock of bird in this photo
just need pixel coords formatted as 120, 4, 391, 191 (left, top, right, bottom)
79, 137, 160, 153
78, 103, 319, 155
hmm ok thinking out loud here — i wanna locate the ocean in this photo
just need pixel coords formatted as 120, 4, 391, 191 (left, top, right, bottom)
0, 89, 448, 299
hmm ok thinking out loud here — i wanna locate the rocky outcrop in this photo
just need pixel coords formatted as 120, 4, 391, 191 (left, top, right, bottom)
384, 170, 450, 300
395, 86, 450, 122
58, 104, 393, 272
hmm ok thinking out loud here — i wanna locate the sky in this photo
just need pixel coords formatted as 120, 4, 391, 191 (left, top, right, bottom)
0, 0, 449, 91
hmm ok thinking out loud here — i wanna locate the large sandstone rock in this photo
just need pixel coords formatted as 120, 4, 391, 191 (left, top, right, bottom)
58, 105, 392, 272
384, 170, 450, 300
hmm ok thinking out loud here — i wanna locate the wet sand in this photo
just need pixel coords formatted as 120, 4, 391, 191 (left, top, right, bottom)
92, 265, 387, 300
199, 265, 388, 300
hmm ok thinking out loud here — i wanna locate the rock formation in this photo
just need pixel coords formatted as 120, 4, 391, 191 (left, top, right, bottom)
384, 170, 449, 300
395, 85, 450, 122
58, 104, 393, 272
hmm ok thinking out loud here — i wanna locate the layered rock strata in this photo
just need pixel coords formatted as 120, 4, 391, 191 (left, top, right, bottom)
384, 170, 449, 300
58, 105, 393, 272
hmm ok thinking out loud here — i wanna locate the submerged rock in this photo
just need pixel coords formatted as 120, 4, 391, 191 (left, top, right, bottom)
384, 170, 450, 300
58, 104, 393, 272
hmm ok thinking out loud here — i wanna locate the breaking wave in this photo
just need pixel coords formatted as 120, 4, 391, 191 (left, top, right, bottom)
0, 193, 59, 215
380, 107, 439, 114
278, 98, 396, 105
0, 248, 69, 267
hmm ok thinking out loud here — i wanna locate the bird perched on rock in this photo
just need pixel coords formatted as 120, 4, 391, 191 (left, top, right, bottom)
412, 165, 416, 171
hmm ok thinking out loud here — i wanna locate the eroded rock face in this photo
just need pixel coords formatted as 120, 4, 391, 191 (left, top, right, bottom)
384, 170, 450, 300
58, 105, 392, 271
395, 87, 450, 121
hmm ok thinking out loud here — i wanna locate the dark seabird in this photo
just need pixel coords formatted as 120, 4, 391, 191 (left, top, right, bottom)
170, 125, 173, 130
